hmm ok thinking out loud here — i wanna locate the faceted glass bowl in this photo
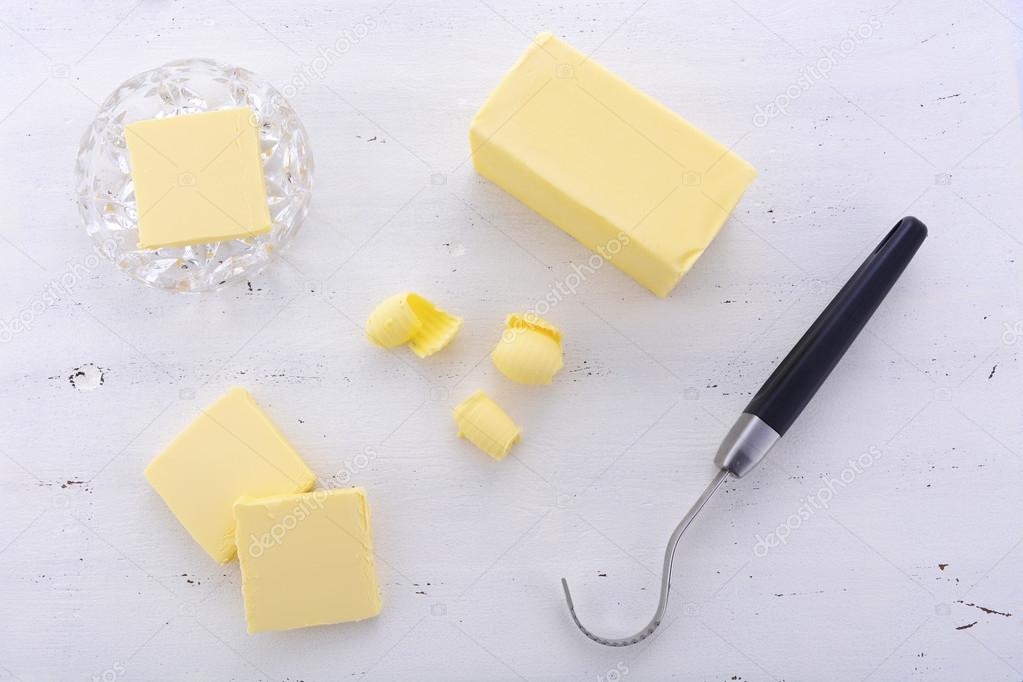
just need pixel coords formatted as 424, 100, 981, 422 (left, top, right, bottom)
75, 58, 313, 292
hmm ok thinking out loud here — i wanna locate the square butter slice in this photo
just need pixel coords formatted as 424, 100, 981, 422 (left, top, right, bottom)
470, 33, 756, 297
145, 388, 315, 564
125, 107, 272, 250
234, 488, 383, 633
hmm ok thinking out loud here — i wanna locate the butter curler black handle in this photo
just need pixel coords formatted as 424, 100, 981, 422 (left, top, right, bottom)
744, 216, 928, 436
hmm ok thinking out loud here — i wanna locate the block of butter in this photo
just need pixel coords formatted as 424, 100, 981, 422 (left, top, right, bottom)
125, 107, 272, 250
234, 488, 382, 633
470, 34, 756, 297
144, 388, 316, 563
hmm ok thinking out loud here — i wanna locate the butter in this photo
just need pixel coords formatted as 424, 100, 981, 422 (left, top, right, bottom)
125, 107, 272, 250
144, 388, 316, 563
234, 488, 382, 633
470, 34, 756, 297
453, 391, 521, 460
491, 313, 563, 384
366, 292, 462, 357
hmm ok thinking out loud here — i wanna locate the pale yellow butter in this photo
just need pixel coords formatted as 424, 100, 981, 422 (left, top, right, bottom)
126, 107, 272, 250
491, 314, 563, 384
144, 388, 316, 563
234, 488, 382, 633
453, 391, 521, 460
470, 33, 757, 297
366, 292, 462, 357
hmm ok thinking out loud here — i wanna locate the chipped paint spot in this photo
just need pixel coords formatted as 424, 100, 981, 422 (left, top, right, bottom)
69, 363, 104, 391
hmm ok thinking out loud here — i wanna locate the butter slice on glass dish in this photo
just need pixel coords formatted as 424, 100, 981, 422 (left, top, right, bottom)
75, 59, 313, 292
470, 34, 756, 297
126, 107, 272, 250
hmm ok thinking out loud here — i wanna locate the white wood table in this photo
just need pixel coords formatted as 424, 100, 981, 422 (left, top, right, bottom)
1, 1, 1021, 679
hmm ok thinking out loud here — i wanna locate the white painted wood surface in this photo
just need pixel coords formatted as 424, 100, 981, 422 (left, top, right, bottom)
1, 0, 1021, 679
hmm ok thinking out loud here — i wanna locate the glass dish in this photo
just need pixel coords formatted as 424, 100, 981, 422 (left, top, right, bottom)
75, 58, 313, 292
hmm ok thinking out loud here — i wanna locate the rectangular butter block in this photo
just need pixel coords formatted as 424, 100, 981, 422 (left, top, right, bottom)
126, 107, 272, 250
234, 488, 383, 633
470, 33, 756, 297
145, 388, 316, 563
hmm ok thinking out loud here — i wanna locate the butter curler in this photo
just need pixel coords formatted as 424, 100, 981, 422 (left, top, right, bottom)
366, 292, 463, 358
491, 313, 564, 384
453, 391, 521, 460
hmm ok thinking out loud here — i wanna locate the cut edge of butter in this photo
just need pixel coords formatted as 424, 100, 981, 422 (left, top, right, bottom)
366, 292, 462, 357
491, 313, 564, 385
453, 390, 522, 460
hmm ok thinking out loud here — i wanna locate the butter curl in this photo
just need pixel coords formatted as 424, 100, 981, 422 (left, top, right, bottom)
366, 292, 462, 358
491, 313, 564, 384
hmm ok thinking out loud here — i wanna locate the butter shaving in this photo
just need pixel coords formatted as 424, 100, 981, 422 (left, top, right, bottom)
366, 292, 462, 358
453, 391, 521, 460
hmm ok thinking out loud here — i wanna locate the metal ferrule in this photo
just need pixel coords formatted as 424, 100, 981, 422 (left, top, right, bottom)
713, 413, 780, 478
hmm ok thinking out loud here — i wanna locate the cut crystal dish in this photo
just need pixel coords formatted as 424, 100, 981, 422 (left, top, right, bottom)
75, 58, 313, 292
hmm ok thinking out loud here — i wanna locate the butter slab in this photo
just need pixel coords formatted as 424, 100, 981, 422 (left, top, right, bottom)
234, 488, 382, 633
470, 33, 757, 297
126, 107, 272, 249
144, 388, 316, 563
